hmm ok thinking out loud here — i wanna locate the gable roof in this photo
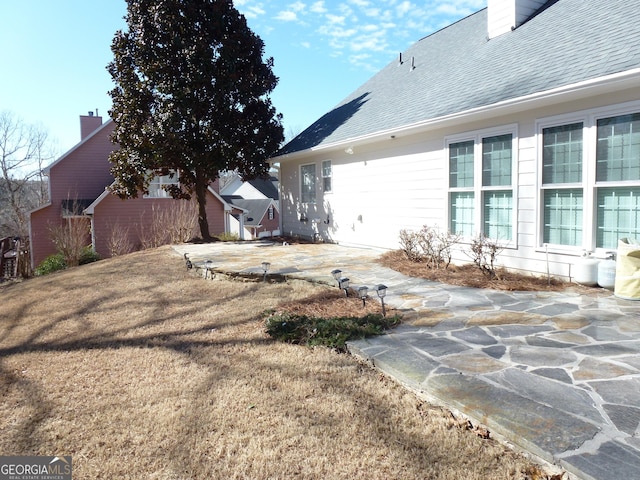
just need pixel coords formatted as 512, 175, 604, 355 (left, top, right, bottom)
277, 0, 640, 157
222, 196, 275, 226
246, 176, 279, 200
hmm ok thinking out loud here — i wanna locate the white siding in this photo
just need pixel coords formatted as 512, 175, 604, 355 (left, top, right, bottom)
488, 0, 547, 39
280, 88, 640, 280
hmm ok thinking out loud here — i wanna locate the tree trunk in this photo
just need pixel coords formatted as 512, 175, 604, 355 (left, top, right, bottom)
195, 172, 212, 241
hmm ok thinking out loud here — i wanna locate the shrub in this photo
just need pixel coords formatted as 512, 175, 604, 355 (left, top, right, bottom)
265, 311, 401, 351
35, 253, 66, 276
399, 229, 422, 262
216, 232, 240, 242
48, 217, 91, 267
467, 233, 504, 279
399, 225, 460, 269
79, 246, 101, 265
34, 247, 99, 276
106, 221, 134, 257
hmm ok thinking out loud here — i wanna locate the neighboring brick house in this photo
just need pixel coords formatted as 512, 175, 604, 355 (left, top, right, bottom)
29, 113, 239, 268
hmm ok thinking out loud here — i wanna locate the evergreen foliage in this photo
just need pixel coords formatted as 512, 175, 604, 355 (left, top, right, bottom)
107, 0, 284, 240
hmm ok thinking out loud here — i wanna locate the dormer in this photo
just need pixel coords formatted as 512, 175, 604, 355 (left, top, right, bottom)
487, 0, 547, 39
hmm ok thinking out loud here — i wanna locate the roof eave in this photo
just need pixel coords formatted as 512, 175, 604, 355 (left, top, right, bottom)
272, 68, 640, 162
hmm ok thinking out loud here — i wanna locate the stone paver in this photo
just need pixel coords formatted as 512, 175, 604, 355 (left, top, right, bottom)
173, 241, 640, 480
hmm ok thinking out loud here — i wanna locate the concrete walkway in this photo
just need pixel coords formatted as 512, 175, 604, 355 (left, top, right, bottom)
173, 241, 640, 480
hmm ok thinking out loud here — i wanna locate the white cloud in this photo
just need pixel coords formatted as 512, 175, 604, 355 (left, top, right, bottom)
325, 13, 346, 25
310, 1, 327, 14
301, 41, 311, 48
290, 1, 306, 12
244, 5, 266, 19
348, 0, 370, 7
396, 1, 412, 17
275, 10, 298, 21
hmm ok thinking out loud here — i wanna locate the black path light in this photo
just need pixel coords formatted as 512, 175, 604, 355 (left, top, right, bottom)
358, 285, 369, 307
261, 261, 271, 282
376, 284, 388, 316
331, 269, 342, 287
338, 277, 350, 297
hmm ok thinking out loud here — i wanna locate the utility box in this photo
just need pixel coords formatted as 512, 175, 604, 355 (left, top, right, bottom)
614, 238, 640, 300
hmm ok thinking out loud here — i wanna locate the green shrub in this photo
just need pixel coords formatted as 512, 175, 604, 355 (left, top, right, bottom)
265, 312, 401, 351
216, 232, 241, 242
79, 246, 101, 265
35, 253, 67, 276
34, 247, 100, 276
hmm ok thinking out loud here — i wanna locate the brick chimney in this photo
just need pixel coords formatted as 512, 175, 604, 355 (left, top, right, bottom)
487, 0, 547, 39
80, 111, 103, 140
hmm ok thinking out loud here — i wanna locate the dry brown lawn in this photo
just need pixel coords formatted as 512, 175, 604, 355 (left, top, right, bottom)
1, 247, 558, 479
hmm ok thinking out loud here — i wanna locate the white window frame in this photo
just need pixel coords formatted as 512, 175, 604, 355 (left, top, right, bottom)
300, 163, 317, 205
445, 124, 518, 246
536, 100, 640, 254
322, 160, 332, 194
144, 170, 179, 198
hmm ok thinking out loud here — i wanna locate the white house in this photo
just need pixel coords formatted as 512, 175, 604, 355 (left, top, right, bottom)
271, 0, 640, 280
220, 174, 280, 239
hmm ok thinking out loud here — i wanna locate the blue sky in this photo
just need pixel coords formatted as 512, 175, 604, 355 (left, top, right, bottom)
0, 0, 485, 156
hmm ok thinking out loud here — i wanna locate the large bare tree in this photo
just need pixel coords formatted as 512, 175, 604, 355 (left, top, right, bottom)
0, 110, 53, 239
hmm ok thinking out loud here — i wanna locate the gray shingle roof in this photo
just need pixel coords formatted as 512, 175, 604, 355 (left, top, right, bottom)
223, 197, 274, 226
277, 0, 640, 156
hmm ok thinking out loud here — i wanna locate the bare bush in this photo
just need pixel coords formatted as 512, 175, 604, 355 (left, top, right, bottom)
137, 200, 198, 250
106, 221, 134, 257
399, 225, 460, 269
48, 217, 91, 267
467, 233, 504, 279
399, 229, 422, 262
137, 205, 168, 249
163, 199, 198, 243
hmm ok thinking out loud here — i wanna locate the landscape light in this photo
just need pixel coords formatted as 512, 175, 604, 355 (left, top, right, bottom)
376, 284, 388, 316
338, 277, 350, 297
358, 286, 369, 308
261, 261, 270, 282
331, 269, 342, 287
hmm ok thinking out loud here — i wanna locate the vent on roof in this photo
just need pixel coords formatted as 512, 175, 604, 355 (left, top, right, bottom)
410, 56, 415, 71
398, 52, 403, 65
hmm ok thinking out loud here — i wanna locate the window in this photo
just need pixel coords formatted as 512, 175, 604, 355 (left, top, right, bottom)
538, 108, 640, 251
301, 164, 316, 204
541, 123, 584, 246
322, 160, 332, 193
448, 131, 514, 241
146, 171, 179, 198
595, 113, 640, 247
449, 140, 475, 236
268, 205, 274, 220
